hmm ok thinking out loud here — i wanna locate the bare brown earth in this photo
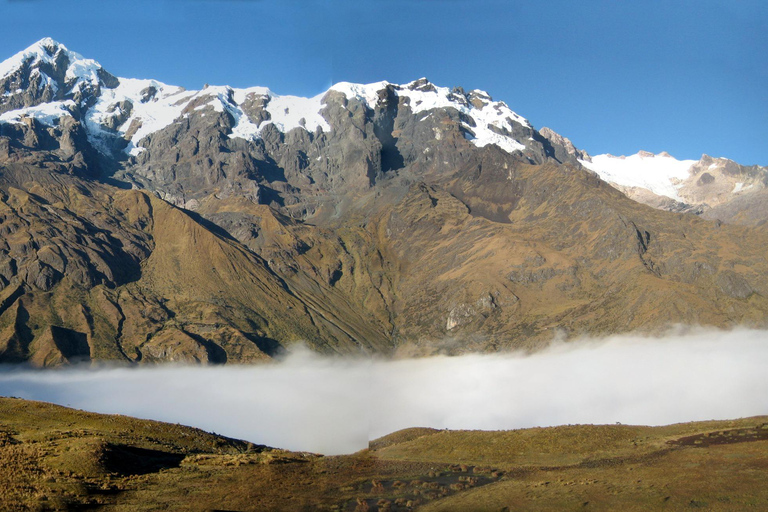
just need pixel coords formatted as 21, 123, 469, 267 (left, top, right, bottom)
1, 397, 768, 511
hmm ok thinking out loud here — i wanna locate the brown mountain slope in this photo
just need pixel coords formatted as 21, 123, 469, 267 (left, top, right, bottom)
0, 161, 393, 366
702, 188, 768, 227
2, 54, 768, 363
348, 148, 768, 353
2, 140, 768, 364
185, 144, 768, 356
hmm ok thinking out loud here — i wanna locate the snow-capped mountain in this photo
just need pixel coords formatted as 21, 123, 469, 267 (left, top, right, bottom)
580, 151, 767, 211
0, 38, 764, 217
2, 38, 593, 216
0, 37, 117, 116
580, 151, 697, 201
85, 78, 536, 158
0, 39, 548, 164
3, 38, 768, 366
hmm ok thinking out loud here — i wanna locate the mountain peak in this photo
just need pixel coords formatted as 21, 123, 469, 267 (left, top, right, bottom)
0, 37, 119, 121
30, 37, 65, 53
0, 37, 69, 79
0, 41, 576, 167
406, 77, 435, 92
0, 36, 111, 86
18, 37, 67, 59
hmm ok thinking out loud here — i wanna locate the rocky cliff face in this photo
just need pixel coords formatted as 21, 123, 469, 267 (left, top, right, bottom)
1, 38, 767, 366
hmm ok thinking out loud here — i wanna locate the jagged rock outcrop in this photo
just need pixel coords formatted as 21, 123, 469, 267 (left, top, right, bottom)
539, 126, 590, 163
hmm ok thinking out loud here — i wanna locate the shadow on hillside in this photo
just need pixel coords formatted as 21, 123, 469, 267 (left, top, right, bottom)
103, 444, 186, 476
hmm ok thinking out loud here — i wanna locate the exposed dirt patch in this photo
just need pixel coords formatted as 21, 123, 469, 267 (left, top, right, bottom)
669, 425, 768, 448
340, 464, 504, 511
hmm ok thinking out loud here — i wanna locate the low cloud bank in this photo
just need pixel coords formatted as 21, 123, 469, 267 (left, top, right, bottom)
1, 328, 767, 454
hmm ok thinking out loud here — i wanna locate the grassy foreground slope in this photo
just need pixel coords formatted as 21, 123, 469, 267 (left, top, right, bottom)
1, 397, 767, 511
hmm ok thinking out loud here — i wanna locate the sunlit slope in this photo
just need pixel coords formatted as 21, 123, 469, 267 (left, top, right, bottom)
411, 420, 768, 511
136, 195, 389, 358
0, 397, 297, 510
367, 151, 768, 351
0, 169, 389, 366
2, 397, 767, 511
4, 151, 768, 363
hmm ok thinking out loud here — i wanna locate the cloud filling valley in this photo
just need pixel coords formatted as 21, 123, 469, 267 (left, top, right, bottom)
1, 328, 767, 455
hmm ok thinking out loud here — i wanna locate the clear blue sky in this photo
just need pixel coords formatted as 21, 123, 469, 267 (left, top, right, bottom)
1, 0, 766, 165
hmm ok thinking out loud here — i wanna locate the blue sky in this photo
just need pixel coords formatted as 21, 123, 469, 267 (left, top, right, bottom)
1, 0, 766, 165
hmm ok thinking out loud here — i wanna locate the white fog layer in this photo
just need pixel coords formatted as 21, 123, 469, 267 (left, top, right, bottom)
1, 329, 767, 455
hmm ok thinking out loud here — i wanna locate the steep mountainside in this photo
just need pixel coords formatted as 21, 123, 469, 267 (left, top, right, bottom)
0, 38, 767, 365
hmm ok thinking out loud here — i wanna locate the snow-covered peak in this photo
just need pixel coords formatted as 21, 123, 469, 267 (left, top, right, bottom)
83, 77, 533, 158
580, 151, 697, 201
330, 81, 391, 106
0, 38, 60, 79
330, 78, 530, 154
0, 39, 537, 160
85, 80, 334, 156
331, 78, 529, 124
0, 38, 104, 89
399, 78, 530, 154
84, 77, 191, 155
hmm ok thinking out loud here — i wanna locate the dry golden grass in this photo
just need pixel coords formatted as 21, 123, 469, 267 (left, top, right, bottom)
2, 397, 768, 511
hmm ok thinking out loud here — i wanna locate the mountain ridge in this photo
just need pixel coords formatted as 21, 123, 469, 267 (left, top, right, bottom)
1, 38, 767, 366
4, 38, 764, 225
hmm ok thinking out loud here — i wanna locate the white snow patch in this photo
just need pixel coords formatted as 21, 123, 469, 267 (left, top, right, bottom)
231, 87, 270, 105
0, 38, 61, 79
226, 97, 260, 141
85, 77, 192, 155
580, 152, 697, 201
85, 78, 332, 154
0, 101, 75, 126
330, 81, 389, 108
233, 86, 330, 139
262, 92, 330, 134
733, 182, 744, 193
29, 68, 57, 93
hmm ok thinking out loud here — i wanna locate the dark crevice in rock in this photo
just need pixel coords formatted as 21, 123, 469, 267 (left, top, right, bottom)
373, 86, 405, 174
